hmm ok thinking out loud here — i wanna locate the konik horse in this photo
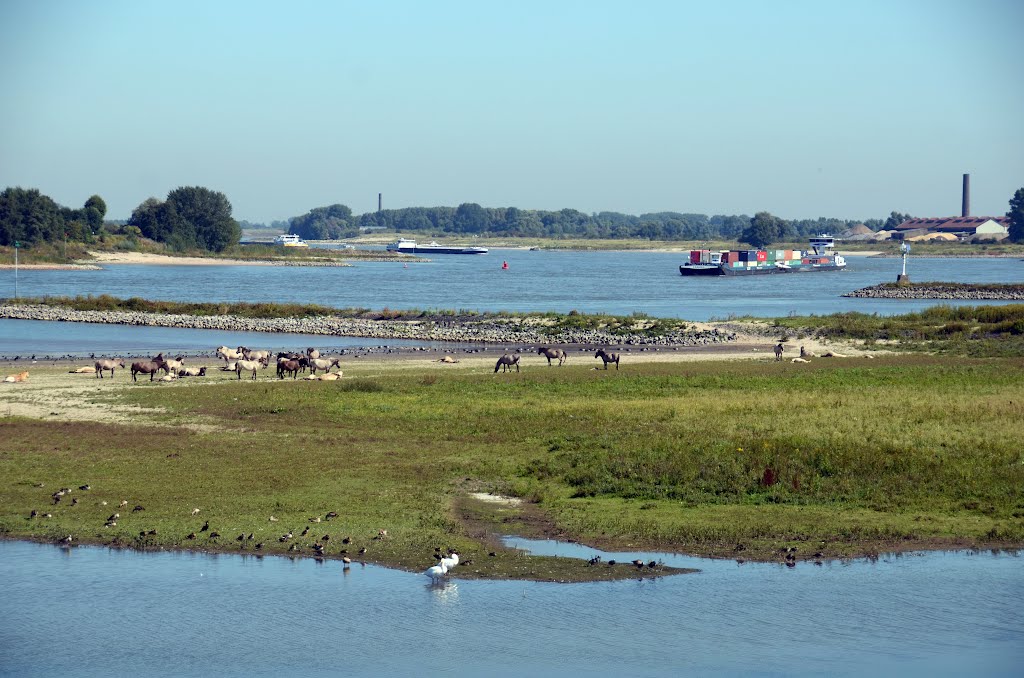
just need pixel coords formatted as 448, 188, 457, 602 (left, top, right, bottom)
537, 347, 567, 366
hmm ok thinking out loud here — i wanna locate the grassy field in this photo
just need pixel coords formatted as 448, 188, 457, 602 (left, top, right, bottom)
764, 304, 1024, 357
2, 354, 1021, 580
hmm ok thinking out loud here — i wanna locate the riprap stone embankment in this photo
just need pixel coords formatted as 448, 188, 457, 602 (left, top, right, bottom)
843, 284, 1024, 300
0, 304, 736, 346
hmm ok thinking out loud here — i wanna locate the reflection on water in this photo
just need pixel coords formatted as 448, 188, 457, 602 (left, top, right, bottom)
1, 541, 1020, 677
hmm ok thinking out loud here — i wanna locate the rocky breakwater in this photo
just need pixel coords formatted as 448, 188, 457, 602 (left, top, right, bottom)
844, 283, 1024, 300
0, 304, 736, 347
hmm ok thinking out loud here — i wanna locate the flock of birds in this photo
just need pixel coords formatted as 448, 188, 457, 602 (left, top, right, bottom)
28, 481, 396, 571
31, 481, 678, 580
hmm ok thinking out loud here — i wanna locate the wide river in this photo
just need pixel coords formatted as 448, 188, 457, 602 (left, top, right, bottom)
1, 540, 1020, 677
2, 251, 1023, 674
2, 250, 1022, 355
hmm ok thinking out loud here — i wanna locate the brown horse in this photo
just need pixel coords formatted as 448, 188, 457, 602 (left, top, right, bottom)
277, 357, 307, 379
537, 347, 567, 366
774, 343, 784, 361
131, 357, 166, 382
94, 358, 125, 379
494, 354, 520, 373
594, 349, 620, 370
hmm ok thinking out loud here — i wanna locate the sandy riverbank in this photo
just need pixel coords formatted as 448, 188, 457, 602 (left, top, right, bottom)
84, 251, 276, 266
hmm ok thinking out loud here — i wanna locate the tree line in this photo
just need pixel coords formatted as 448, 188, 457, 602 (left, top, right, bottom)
0, 188, 106, 247
4, 184, 1023, 251
285, 203, 896, 243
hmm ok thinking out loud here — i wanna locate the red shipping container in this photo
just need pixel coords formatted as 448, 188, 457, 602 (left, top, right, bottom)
756, 251, 767, 262
690, 251, 701, 264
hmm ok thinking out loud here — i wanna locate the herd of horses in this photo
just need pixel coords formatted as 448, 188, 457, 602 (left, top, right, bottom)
94, 344, 621, 382
494, 347, 621, 372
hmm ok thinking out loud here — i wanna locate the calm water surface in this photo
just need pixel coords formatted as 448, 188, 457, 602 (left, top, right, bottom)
0, 541, 1020, 677
4, 251, 1023, 320
4, 252, 1022, 354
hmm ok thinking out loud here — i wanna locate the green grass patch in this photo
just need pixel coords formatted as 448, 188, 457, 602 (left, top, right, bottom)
1, 356, 1021, 575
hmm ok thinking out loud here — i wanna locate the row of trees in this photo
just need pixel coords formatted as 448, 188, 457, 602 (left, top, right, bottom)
282, 204, 879, 243
5, 184, 1022, 250
0, 188, 106, 247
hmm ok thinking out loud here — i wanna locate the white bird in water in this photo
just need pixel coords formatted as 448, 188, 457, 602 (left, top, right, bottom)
440, 551, 459, 571
424, 561, 448, 584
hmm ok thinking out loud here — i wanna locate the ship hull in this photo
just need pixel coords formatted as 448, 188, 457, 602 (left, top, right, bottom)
680, 262, 846, 276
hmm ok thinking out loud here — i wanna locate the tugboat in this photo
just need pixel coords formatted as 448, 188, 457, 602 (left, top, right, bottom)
679, 235, 846, 276
386, 238, 488, 255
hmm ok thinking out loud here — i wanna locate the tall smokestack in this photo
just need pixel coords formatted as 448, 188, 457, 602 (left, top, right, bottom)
962, 174, 970, 217
378, 193, 382, 212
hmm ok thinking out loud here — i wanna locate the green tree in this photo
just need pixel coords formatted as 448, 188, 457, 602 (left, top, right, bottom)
127, 187, 240, 252
741, 212, 784, 248
1007, 188, 1024, 243
166, 186, 239, 252
884, 211, 912, 230
0, 187, 64, 246
289, 204, 353, 240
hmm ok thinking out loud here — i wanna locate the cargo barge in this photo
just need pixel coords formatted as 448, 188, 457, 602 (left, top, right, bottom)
679, 235, 846, 276
386, 238, 489, 255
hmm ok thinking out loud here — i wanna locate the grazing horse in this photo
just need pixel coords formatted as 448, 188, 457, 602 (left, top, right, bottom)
594, 349, 620, 370
242, 349, 271, 366
216, 346, 243, 361
94, 358, 125, 379
494, 354, 520, 373
236, 358, 266, 380
774, 343, 784, 361
277, 357, 306, 379
131, 358, 166, 382
537, 347, 567, 366
161, 355, 186, 375
308, 357, 341, 375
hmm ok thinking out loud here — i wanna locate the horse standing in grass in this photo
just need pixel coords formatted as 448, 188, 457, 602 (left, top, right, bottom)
774, 343, 784, 361
131, 357, 166, 382
537, 347, 567, 366
94, 358, 125, 379
594, 349, 620, 370
494, 354, 520, 373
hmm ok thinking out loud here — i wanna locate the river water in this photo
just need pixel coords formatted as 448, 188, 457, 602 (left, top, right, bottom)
3, 251, 1022, 355
0, 541, 1020, 677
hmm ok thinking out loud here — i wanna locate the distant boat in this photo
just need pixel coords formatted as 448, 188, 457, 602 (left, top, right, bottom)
273, 234, 308, 248
386, 238, 488, 255
679, 235, 847, 276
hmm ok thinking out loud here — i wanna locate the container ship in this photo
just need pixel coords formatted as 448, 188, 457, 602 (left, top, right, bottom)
386, 238, 489, 255
679, 235, 846, 276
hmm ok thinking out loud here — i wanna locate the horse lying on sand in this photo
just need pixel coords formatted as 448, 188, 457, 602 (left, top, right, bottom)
495, 354, 520, 373
594, 349, 620, 370
537, 347, 567, 366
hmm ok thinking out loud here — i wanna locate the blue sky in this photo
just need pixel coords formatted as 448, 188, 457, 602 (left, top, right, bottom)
1, 0, 1021, 222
